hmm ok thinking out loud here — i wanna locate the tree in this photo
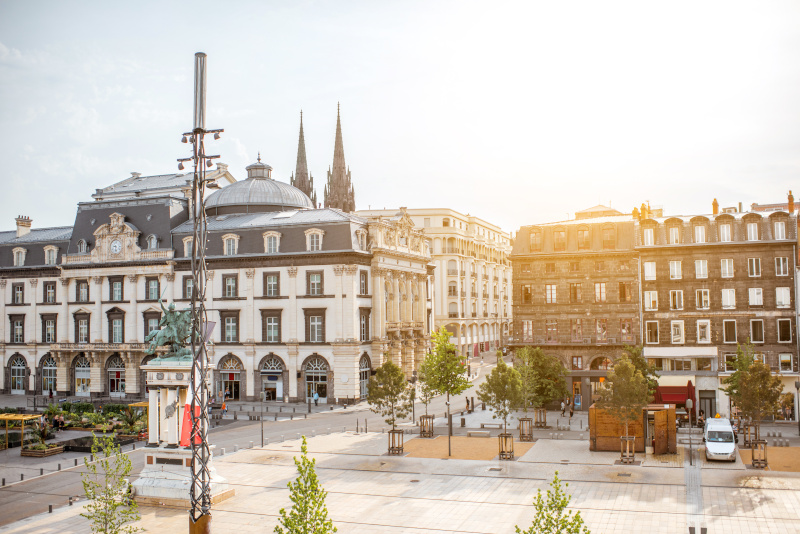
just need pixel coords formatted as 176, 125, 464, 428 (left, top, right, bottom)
515, 347, 568, 413
719, 341, 756, 408
622, 345, 659, 398
367, 360, 412, 430
80, 433, 142, 534
275, 436, 337, 534
516, 471, 590, 534
736, 361, 783, 437
595, 355, 651, 439
417, 351, 440, 416
477, 358, 521, 432
423, 327, 472, 456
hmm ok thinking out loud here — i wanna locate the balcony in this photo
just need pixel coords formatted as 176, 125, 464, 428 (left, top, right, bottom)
470, 273, 478, 279
472, 312, 477, 318
448, 312, 459, 318
444, 247, 460, 254
482, 292, 489, 298
460, 270, 466, 276
447, 269, 458, 276
509, 335, 638, 346
460, 290, 466, 297
448, 290, 458, 297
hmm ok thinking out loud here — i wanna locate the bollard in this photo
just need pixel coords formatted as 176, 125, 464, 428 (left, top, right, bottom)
281, 435, 285, 442
68, 497, 72, 506
778, 431, 782, 438
549, 433, 553, 439
220, 448, 225, 456
21, 474, 24, 481
49, 505, 52, 514
461, 417, 465, 427
249, 441, 253, 449
234, 445, 238, 452
312, 430, 316, 437
265, 437, 269, 445
234, 412, 238, 421
74, 459, 78, 467
132, 443, 135, 450
274, 414, 278, 421
290, 414, 294, 420
58, 463, 61, 471
343, 426, 346, 433
1, 478, 4, 486
293, 407, 296, 413
40, 468, 44, 476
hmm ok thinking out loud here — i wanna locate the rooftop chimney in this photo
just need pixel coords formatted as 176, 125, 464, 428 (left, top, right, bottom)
130, 172, 141, 180
712, 198, 719, 215
789, 190, 795, 213
15, 216, 31, 238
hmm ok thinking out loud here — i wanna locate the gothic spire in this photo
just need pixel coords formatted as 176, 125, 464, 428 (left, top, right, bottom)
290, 110, 317, 206
324, 103, 356, 212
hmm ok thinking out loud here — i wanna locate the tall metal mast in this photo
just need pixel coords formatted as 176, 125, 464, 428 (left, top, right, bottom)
178, 52, 223, 534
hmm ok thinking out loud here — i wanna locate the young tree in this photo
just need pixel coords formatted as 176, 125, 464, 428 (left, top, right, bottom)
417, 351, 440, 416
477, 358, 522, 432
622, 345, 659, 397
736, 361, 783, 437
367, 360, 412, 430
719, 341, 756, 409
595, 355, 651, 439
424, 327, 472, 456
80, 433, 142, 534
516, 471, 590, 534
515, 347, 568, 413
274, 436, 337, 534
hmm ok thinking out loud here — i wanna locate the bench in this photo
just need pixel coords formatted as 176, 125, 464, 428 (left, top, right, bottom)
467, 430, 491, 438
480, 423, 503, 429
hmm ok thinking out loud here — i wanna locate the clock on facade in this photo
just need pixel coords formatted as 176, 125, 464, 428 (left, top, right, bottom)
110, 239, 122, 255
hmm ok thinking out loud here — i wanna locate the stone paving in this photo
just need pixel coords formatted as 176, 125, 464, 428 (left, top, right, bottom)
2, 432, 800, 533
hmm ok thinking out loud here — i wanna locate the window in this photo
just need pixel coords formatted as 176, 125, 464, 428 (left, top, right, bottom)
719, 223, 732, 242
697, 358, 712, 371
602, 228, 615, 249
521, 285, 532, 304
644, 291, 658, 311
306, 229, 325, 251
110, 279, 123, 301
221, 313, 239, 342
620, 319, 633, 342
669, 260, 682, 279
13, 248, 26, 267
522, 320, 533, 342
694, 225, 706, 243
183, 276, 194, 299
443, 218, 450, 227
594, 283, 606, 303
725, 354, 737, 372
747, 258, 761, 277
307, 272, 323, 296
643, 228, 654, 246
571, 319, 583, 341
776, 257, 789, 276
44, 282, 56, 303
521, 264, 531, 274
545, 284, 557, 304
721, 259, 734, 278
619, 282, 631, 302
577, 229, 590, 249
305, 310, 325, 343
261, 311, 281, 343
264, 273, 279, 297
223, 275, 238, 298
776, 287, 791, 308
748, 288, 763, 306
721, 289, 736, 309
183, 236, 193, 258
266, 235, 278, 253
146, 278, 159, 300
595, 319, 607, 341
41, 355, 57, 392
648, 358, 664, 371
723, 320, 737, 343
44, 247, 57, 265
645, 321, 659, 344
146, 316, 160, 337
77, 240, 88, 254
359, 309, 370, 342
669, 290, 683, 310
76, 315, 89, 343
572, 356, 583, 370
697, 320, 711, 343
12, 283, 23, 304
530, 231, 542, 251
644, 261, 656, 280
750, 319, 764, 343
12, 316, 24, 343
780, 354, 793, 372
778, 319, 792, 343
553, 231, 566, 251
111, 318, 123, 343
545, 263, 556, 274
569, 283, 581, 303
695, 289, 710, 309
569, 261, 580, 272
668, 226, 681, 244
671, 321, 684, 344
774, 221, 786, 240
595, 261, 605, 272
545, 319, 558, 342
695, 259, 708, 279
359, 271, 369, 295
673, 358, 691, 371
146, 234, 157, 250
77, 281, 89, 302
223, 233, 240, 255
747, 222, 759, 241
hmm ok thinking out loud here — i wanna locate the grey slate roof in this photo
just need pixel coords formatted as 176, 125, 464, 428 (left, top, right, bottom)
172, 209, 366, 234
205, 177, 313, 210
0, 226, 73, 245
93, 173, 192, 197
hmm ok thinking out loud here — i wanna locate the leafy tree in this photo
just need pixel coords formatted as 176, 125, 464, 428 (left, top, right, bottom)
719, 341, 756, 406
595, 355, 651, 439
515, 347, 568, 413
417, 351, 440, 416
80, 433, 142, 534
516, 471, 590, 534
477, 358, 521, 432
119, 406, 144, 434
367, 360, 412, 430
275, 436, 337, 534
423, 327, 472, 455
736, 361, 783, 437
622, 345, 659, 397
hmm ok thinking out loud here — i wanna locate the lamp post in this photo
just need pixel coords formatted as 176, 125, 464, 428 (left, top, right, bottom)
795, 380, 800, 436
260, 391, 265, 447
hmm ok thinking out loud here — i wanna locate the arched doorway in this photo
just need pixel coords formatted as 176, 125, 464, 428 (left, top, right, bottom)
40, 354, 57, 395
218, 355, 243, 401
73, 354, 91, 397
259, 354, 285, 401
359, 353, 371, 400
304, 355, 329, 403
106, 354, 126, 397
9, 355, 27, 395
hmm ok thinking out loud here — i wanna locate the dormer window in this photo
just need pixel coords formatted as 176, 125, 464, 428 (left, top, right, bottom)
182, 236, 193, 258
12, 248, 26, 267
263, 231, 281, 254
668, 226, 681, 244
222, 233, 240, 256
719, 223, 732, 242
77, 240, 88, 254
305, 228, 325, 252
146, 235, 158, 250
747, 222, 759, 241
774, 221, 786, 240
44, 246, 58, 265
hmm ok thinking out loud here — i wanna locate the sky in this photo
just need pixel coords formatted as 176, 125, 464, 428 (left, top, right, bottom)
1, 1, 800, 234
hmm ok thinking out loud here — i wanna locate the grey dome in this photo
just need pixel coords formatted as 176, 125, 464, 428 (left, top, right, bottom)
205, 158, 314, 214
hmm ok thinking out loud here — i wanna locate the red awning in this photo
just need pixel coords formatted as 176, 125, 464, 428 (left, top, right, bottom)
655, 386, 689, 404
659, 392, 688, 403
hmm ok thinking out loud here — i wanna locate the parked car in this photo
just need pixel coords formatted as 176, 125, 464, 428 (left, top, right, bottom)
703, 418, 737, 462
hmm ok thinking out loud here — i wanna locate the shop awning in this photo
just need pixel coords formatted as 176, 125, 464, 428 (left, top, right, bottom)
654, 381, 696, 407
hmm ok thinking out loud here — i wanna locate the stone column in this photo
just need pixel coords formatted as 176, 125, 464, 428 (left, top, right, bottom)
59, 278, 70, 342
55, 351, 69, 394
124, 351, 139, 397
392, 273, 400, 324
127, 275, 139, 343
243, 269, 255, 343
89, 351, 103, 395
92, 277, 103, 343
371, 268, 384, 340
0, 281, 6, 348
29, 279, 38, 349
287, 267, 298, 341
165, 387, 179, 447
166, 271, 176, 302
404, 274, 413, 323
159, 388, 169, 443
148, 386, 159, 446
333, 266, 345, 341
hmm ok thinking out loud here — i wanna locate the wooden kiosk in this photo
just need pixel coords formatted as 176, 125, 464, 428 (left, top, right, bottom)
589, 403, 677, 454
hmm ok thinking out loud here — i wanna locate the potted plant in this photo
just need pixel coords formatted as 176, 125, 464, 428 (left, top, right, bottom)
21, 421, 63, 457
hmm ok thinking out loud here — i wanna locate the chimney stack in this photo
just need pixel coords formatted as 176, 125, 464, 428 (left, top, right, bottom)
788, 190, 794, 213
712, 198, 719, 215
15, 216, 31, 238
130, 172, 141, 179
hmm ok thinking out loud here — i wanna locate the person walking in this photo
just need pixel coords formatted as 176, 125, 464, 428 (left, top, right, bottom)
313, 391, 319, 407
466, 398, 471, 413
48, 388, 53, 401
569, 402, 574, 421
221, 401, 227, 416
560, 400, 566, 417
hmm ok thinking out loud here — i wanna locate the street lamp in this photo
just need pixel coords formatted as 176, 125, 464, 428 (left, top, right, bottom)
795, 380, 799, 436
260, 391, 265, 447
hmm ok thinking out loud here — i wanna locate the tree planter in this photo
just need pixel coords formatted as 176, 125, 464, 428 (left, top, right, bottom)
419, 415, 434, 438
388, 429, 404, 455
518, 418, 533, 442
533, 408, 547, 429
21, 445, 64, 458
498, 432, 514, 460
620, 436, 636, 464
742, 421, 758, 448
751, 439, 767, 468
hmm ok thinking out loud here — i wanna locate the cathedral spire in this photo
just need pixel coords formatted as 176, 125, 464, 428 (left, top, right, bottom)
290, 110, 317, 206
324, 103, 356, 212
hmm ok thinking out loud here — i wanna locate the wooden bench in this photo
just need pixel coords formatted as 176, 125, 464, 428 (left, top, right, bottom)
467, 430, 491, 438
480, 423, 503, 429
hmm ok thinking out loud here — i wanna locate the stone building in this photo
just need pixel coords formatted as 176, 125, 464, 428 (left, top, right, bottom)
509, 208, 640, 409
355, 208, 512, 359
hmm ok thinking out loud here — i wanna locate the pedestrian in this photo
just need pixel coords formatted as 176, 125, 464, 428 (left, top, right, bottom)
224, 387, 230, 400
560, 400, 566, 417
48, 388, 53, 401
313, 391, 319, 407
569, 402, 574, 420
466, 398, 470, 413
222, 401, 227, 416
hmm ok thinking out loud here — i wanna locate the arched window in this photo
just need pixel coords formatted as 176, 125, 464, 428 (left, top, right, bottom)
41, 355, 57, 393
359, 354, 371, 399
44, 246, 58, 265
12, 248, 26, 267
74, 355, 91, 396
222, 234, 240, 256
107, 355, 126, 395
77, 240, 88, 254
448, 302, 458, 317
263, 231, 281, 254
10, 356, 27, 393
221, 358, 243, 370
448, 281, 457, 297
261, 356, 283, 371
146, 235, 158, 250
304, 355, 329, 402
305, 229, 325, 251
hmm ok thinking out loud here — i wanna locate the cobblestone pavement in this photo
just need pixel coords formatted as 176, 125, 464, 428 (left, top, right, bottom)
3, 432, 800, 533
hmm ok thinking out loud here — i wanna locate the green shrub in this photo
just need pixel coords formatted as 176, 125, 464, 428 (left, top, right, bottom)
101, 404, 127, 416
0, 407, 19, 414
71, 402, 95, 415
61, 402, 72, 413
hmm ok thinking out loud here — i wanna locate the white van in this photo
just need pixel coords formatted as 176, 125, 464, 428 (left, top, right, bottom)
703, 418, 737, 462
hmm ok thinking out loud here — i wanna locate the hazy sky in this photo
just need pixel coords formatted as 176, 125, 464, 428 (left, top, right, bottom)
1, 1, 799, 233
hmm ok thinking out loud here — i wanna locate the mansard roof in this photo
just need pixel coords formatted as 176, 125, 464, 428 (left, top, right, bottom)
0, 226, 73, 245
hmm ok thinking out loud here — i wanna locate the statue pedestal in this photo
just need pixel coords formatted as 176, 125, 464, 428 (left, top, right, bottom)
133, 359, 233, 506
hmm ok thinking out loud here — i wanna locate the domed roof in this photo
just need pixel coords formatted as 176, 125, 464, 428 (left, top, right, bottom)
205, 156, 314, 213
